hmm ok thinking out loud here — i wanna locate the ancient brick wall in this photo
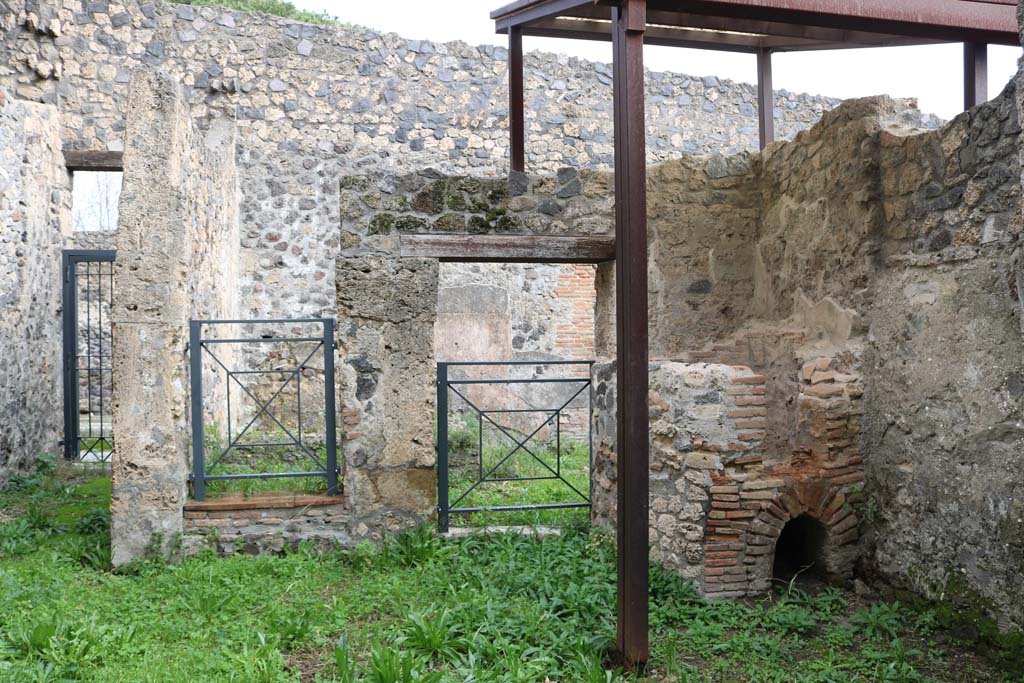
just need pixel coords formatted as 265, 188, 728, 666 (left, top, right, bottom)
0, 88, 68, 478
183, 494, 351, 554
553, 265, 597, 361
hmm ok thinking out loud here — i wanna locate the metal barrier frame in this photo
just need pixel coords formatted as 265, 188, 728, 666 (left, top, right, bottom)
436, 360, 594, 532
61, 249, 116, 463
189, 318, 338, 500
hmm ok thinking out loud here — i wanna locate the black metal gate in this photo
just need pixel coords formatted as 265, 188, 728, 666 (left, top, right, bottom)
188, 318, 339, 500
436, 360, 594, 532
62, 249, 116, 463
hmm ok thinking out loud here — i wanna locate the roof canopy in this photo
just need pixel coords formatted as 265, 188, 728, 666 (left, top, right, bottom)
491, 0, 1020, 53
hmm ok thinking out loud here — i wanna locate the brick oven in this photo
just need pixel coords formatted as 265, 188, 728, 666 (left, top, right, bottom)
592, 332, 866, 598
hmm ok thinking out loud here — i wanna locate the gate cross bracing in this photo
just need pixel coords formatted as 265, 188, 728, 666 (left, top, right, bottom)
436, 360, 594, 532
188, 318, 339, 501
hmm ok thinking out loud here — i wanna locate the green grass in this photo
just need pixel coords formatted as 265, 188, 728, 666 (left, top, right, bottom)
445, 413, 591, 528
200, 424, 331, 498
166, 0, 340, 24
79, 438, 112, 454
0, 462, 1020, 682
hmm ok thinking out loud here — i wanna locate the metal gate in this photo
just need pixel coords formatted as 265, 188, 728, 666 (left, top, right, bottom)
436, 360, 594, 532
62, 249, 116, 463
188, 318, 339, 500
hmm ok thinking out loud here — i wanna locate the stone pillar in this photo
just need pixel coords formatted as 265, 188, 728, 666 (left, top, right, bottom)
111, 70, 239, 564
336, 255, 439, 536
111, 71, 192, 564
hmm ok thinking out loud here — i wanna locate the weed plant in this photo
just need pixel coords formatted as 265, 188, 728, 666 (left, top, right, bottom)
0, 465, 1019, 682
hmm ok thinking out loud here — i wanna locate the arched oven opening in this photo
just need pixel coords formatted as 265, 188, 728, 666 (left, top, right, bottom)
772, 514, 828, 587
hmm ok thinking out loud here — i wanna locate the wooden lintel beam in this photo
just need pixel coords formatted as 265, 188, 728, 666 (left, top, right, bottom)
63, 150, 124, 172
398, 233, 615, 263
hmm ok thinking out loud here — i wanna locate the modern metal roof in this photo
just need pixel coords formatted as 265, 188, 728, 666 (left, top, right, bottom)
491, 0, 1020, 53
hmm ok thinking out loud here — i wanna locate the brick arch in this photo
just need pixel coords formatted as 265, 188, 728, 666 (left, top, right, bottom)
749, 482, 859, 588
702, 479, 860, 599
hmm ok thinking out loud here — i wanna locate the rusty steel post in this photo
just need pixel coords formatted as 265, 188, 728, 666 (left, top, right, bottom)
509, 26, 526, 173
757, 47, 774, 149
611, 0, 649, 669
964, 42, 988, 110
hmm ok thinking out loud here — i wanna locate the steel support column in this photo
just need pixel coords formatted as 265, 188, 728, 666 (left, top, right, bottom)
612, 0, 649, 669
509, 27, 526, 173
964, 42, 988, 110
757, 48, 774, 149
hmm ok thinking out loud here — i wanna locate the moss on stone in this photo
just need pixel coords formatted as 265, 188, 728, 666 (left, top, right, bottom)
433, 213, 466, 232
469, 196, 491, 214
467, 215, 490, 233
367, 213, 395, 235
900, 572, 1024, 677
464, 207, 514, 233
446, 191, 467, 211
382, 194, 410, 212
482, 179, 509, 205
455, 177, 481, 193
394, 215, 427, 232
339, 176, 369, 191
411, 180, 447, 214
493, 212, 520, 231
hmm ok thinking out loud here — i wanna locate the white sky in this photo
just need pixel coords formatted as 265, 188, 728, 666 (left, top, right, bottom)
298, 0, 1023, 120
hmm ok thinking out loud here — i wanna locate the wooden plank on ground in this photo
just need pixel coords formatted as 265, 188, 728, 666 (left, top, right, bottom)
399, 233, 615, 263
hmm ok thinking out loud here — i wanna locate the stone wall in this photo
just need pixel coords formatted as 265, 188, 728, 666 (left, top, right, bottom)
0, 0, 847, 327
0, 88, 68, 478
332, 167, 612, 534
183, 493, 351, 554
111, 69, 240, 564
0, 0, 863, 496
593, 87, 1022, 624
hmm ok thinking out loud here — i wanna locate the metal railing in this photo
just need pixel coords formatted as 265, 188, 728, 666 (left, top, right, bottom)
188, 318, 338, 500
436, 360, 594, 532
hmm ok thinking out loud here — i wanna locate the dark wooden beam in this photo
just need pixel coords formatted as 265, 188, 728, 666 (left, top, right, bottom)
612, 0, 649, 670
63, 150, 123, 172
642, 8, 946, 49
523, 16, 945, 52
493, 0, 597, 31
399, 233, 615, 263
495, 0, 1019, 46
509, 27, 526, 173
757, 48, 774, 149
644, 0, 1018, 45
964, 42, 988, 109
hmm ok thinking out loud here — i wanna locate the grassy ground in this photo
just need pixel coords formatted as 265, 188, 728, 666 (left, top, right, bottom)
447, 440, 591, 528
201, 425, 330, 497
0, 460, 1020, 683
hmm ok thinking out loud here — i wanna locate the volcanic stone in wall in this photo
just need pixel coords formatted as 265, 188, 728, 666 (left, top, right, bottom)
0, 90, 67, 479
